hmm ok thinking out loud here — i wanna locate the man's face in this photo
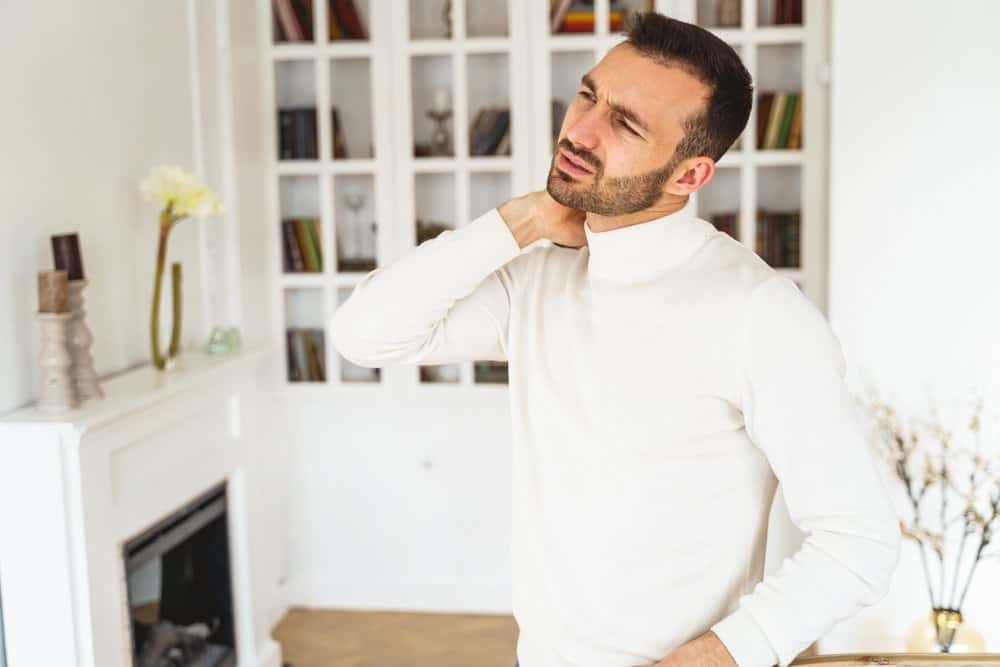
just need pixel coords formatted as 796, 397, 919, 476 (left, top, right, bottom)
547, 43, 711, 217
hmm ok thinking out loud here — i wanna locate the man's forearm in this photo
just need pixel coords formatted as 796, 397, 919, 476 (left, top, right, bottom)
641, 631, 738, 667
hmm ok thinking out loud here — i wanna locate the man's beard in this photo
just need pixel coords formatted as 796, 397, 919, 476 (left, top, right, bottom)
547, 143, 680, 216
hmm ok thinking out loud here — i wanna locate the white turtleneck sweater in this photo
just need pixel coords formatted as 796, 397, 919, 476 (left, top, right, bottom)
329, 197, 901, 667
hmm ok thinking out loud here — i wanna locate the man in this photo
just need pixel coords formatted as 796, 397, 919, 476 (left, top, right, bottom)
330, 11, 901, 667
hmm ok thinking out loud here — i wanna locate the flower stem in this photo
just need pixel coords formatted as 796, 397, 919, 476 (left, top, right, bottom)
151, 209, 183, 370
168, 262, 182, 358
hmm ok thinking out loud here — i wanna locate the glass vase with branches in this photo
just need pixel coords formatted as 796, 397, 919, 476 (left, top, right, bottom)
860, 384, 999, 652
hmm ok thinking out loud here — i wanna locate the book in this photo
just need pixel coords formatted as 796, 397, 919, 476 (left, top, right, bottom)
289, 328, 309, 381
471, 109, 501, 155
763, 92, 786, 149
271, 0, 312, 42
756, 92, 773, 149
755, 210, 800, 267
309, 218, 323, 271
333, 0, 367, 39
787, 94, 803, 149
328, 2, 342, 39
494, 126, 511, 155
331, 107, 348, 158
470, 108, 510, 156
301, 328, 324, 381
288, 0, 314, 40
563, 10, 624, 25
281, 219, 305, 271
296, 218, 322, 271
776, 92, 797, 148
481, 109, 510, 155
550, 0, 573, 33
309, 329, 326, 380
468, 108, 490, 154
286, 328, 328, 381
273, 0, 305, 41
773, 0, 802, 24
286, 329, 303, 381
278, 108, 318, 159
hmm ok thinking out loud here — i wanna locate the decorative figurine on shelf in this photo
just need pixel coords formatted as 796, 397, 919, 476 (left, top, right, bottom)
51, 232, 104, 401
860, 383, 993, 653
428, 88, 453, 157
442, 0, 452, 39
338, 190, 376, 272
140, 165, 223, 371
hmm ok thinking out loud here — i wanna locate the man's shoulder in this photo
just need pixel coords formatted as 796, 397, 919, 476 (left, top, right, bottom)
690, 220, 778, 296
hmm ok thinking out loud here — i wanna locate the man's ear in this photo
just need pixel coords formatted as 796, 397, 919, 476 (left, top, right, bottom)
668, 156, 715, 197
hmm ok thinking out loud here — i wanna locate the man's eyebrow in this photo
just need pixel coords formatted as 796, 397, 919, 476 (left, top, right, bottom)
581, 73, 651, 134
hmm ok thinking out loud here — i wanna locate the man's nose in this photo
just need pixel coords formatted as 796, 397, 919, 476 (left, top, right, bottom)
564, 107, 604, 155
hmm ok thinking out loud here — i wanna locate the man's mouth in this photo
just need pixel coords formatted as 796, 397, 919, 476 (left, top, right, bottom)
558, 150, 594, 175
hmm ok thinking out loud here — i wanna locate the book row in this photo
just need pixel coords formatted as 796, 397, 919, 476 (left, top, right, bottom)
282, 218, 323, 273
756, 210, 800, 267
272, 0, 367, 42
550, 0, 632, 34
278, 107, 355, 160
757, 91, 802, 150
469, 108, 512, 157
286, 327, 326, 382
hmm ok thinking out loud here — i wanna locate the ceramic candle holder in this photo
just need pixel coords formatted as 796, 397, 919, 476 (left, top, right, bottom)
66, 279, 104, 401
36, 311, 78, 413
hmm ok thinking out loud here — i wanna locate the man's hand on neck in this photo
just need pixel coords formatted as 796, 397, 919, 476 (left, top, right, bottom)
498, 191, 587, 249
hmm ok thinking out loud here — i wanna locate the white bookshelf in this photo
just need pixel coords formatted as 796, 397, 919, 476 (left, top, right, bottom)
259, 0, 828, 390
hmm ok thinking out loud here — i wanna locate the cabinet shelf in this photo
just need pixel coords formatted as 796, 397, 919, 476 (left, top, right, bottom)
270, 42, 375, 59
276, 159, 378, 175
409, 157, 514, 173
407, 37, 512, 55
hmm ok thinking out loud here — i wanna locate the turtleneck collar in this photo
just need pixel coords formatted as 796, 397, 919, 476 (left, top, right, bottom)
583, 197, 716, 284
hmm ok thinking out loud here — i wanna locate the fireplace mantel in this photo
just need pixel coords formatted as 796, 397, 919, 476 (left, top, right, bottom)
0, 347, 283, 667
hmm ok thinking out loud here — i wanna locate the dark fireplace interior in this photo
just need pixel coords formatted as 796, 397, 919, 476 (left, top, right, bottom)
124, 482, 236, 667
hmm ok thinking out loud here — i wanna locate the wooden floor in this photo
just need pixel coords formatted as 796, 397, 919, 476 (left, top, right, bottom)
272, 608, 520, 667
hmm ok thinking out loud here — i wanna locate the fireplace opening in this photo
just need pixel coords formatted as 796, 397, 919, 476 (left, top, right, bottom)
123, 482, 236, 667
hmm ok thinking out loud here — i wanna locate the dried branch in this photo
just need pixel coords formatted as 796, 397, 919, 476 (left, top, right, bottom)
858, 381, 1000, 614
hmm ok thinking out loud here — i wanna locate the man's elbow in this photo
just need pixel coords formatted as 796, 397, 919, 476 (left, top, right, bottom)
329, 304, 380, 368
854, 505, 902, 605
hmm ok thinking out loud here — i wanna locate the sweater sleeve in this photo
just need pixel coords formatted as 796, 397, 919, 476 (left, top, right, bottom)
329, 207, 531, 367
710, 274, 902, 667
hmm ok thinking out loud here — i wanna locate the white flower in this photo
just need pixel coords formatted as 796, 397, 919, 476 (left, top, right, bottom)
140, 165, 223, 219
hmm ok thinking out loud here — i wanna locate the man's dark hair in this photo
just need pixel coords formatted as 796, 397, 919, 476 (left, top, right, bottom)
623, 11, 753, 163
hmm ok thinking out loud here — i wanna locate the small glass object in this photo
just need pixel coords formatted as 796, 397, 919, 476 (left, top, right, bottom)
205, 325, 243, 354
427, 109, 453, 156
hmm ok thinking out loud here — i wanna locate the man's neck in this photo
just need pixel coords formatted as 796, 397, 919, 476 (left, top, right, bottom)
585, 194, 691, 233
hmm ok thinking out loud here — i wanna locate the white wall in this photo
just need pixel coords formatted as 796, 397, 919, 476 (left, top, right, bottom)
286, 390, 515, 612
0, 1, 206, 413
821, 0, 1000, 652
0, 0, 284, 656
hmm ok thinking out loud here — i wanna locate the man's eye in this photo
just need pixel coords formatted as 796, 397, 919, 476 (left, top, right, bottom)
577, 91, 594, 101
617, 118, 638, 135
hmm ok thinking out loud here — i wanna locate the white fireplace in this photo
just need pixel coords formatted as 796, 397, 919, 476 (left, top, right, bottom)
0, 347, 283, 667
